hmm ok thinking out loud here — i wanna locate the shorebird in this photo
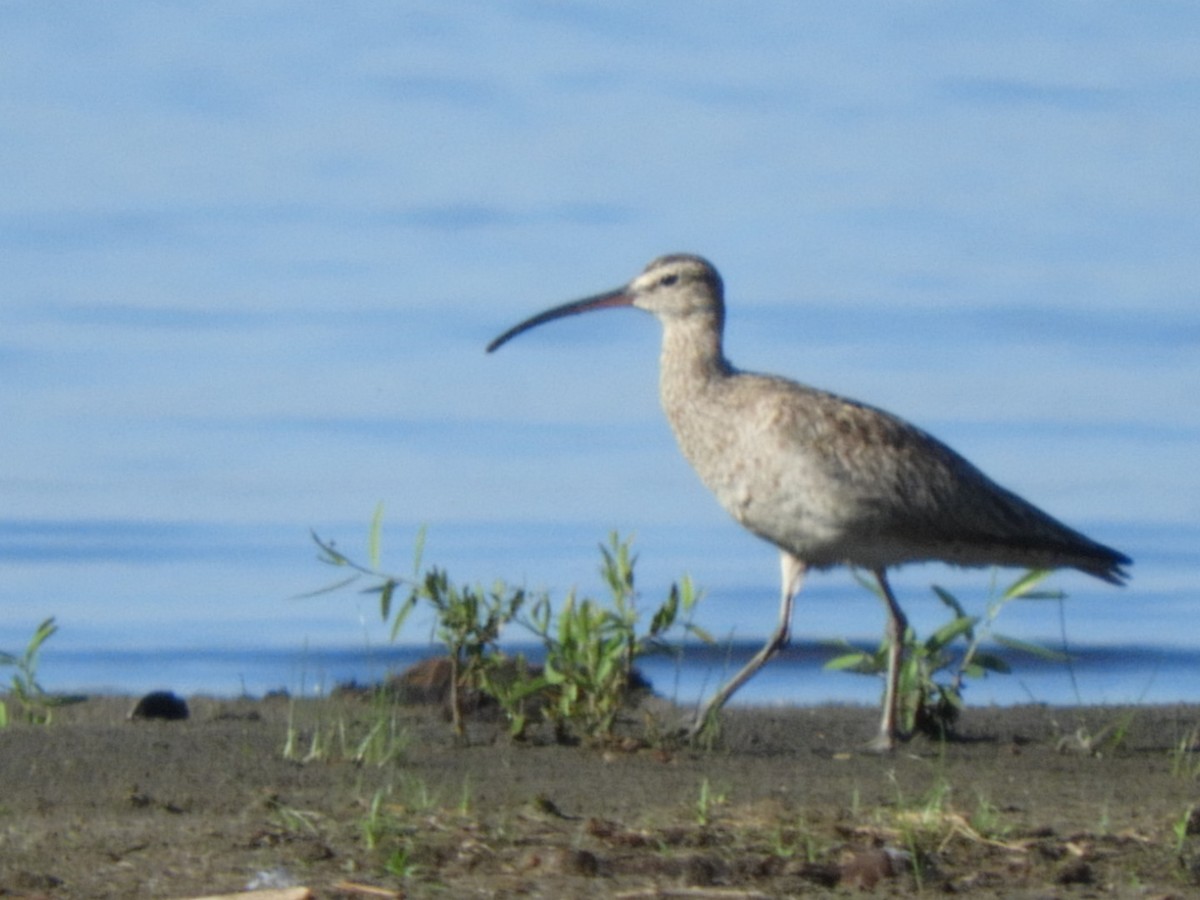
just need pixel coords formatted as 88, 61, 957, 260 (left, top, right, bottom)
487, 254, 1131, 748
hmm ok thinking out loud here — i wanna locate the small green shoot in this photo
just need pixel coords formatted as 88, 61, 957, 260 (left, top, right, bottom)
1173, 805, 1199, 861
384, 843, 418, 879
361, 788, 393, 851
359, 789, 422, 878
694, 777, 727, 827
282, 697, 409, 766
969, 794, 1010, 841
1054, 710, 1137, 757
0, 616, 73, 725
457, 774, 473, 816
1170, 727, 1200, 779
352, 712, 410, 766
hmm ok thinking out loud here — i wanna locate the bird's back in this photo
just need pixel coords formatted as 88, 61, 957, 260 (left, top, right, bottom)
663, 369, 1130, 584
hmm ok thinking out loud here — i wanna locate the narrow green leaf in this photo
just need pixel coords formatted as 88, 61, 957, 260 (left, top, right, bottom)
824, 652, 873, 672
677, 575, 696, 613
1020, 590, 1067, 601
291, 573, 363, 599
379, 579, 395, 623
992, 633, 1072, 661
1001, 568, 1052, 600
31, 617, 57, 643
501, 675, 551, 702
927, 615, 978, 650
649, 591, 678, 636
311, 530, 350, 566
940, 689, 965, 709
822, 638, 857, 652
388, 596, 417, 642
368, 502, 385, 569
851, 568, 884, 599
972, 651, 1012, 674
542, 659, 566, 685
931, 585, 967, 618
411, 524, 427, 578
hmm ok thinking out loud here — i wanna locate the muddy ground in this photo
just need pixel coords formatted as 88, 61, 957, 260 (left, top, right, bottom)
2, 690, 1200, 898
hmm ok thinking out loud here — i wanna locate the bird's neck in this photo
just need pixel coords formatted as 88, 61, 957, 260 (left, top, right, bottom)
658, 314, 733, 409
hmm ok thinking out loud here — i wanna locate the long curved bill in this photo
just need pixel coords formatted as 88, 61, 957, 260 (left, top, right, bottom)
486, 287, 633, 353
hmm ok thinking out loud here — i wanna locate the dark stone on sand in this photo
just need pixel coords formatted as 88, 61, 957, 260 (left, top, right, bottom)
838, 847, 909, 889
519, 846, 599, 877
128, 690, 189, 721
1055, 858, 1094, 885
388, 657, 461, 706
681, 853, 721, 886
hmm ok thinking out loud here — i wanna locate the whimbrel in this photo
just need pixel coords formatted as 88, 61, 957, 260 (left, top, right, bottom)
487, 254, 1130, 748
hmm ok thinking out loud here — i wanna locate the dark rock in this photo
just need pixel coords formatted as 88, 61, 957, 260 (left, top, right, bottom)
1055, 858, 1093, 885
128, 691, 189, 721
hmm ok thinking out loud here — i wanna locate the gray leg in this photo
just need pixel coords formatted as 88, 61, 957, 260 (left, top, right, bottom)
689, 552, 805, 738
868, 568, 909, 751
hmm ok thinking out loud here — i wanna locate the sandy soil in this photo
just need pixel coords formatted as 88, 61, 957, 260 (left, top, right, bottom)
2, 689, 1200, 899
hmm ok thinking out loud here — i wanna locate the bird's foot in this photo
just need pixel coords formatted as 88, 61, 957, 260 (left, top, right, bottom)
864, 731, 899, 754
680, 710, 721, 747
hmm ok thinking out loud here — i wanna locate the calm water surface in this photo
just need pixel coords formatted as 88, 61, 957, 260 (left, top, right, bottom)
2, 5, 1197, 705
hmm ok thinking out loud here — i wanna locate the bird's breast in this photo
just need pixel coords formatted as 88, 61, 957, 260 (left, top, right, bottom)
661, 374, 859, 564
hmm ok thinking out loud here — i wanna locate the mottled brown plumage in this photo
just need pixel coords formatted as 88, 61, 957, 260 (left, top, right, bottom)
488, 254, 1130, 748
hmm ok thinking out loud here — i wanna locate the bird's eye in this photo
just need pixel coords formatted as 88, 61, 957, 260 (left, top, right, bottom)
660, 273, 679, 287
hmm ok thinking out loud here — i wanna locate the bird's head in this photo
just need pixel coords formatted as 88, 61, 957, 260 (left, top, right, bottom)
486, 253, 724, 353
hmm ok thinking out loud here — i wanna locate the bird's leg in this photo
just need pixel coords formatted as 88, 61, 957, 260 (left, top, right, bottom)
688, 552, 805, 739
869, 568, 909, 752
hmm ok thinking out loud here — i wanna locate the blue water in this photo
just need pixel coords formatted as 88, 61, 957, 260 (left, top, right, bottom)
2, 5, 1197, 707
7, 517, 1198, 708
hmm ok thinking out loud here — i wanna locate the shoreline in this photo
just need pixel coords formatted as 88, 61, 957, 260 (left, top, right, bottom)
2, 694, 1199, 897
30, 634, 1200, 712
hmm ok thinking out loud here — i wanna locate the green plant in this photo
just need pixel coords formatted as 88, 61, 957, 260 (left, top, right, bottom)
476, 651, 549, 740
384, 843, 418, 879
457, 774, 473, 816
969, 793, 1010, 841
521, 532, 709, 743
397, 773, 440, 814
282, 701, 299, 759
1170, 727, 1200, 779
882, 774, 956, 888
282, 695, 410, 765
1052, 709, 1137, 757
1173, 805, 1195, 858
268, 801, 322, 835
694, 777, 727, 826
417, 567, 526, 738
826, 569, 1067, 738
358, 786, 425, 881
769, 820, 822, 862
311, 510, 527, 737
351, 709, 411, 766
361, 788, 397, 851
0, 616, 66, 725
310, 516, 708, 745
